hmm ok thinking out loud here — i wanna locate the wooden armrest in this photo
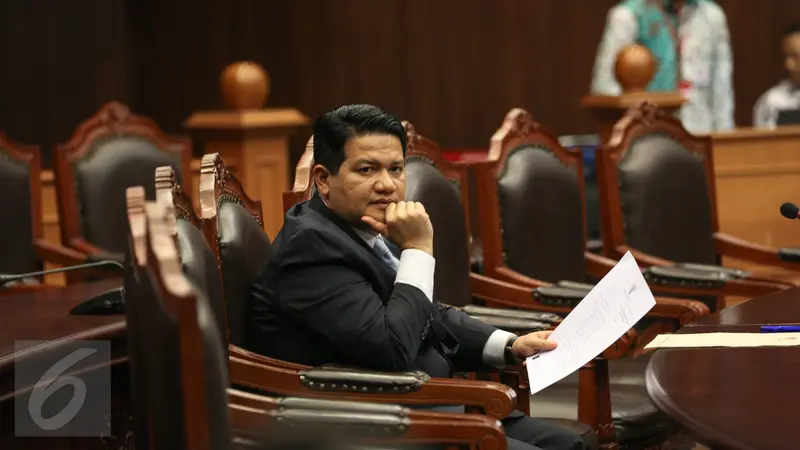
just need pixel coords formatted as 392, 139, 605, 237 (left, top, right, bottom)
228, 396, 507, 449
67, 238, 109, 257
713, 232, 800, 275
614, 246, 674, 267
648, 296, 711, 326
584, 251, 618, 278
611, 246, 787, 297
469, 272, 574, 314
33, 238, 86, 266
466, 314, 550, 333
462, 305, 561, 324
227, 346, 516, 420
493, 266, 549, 288
643, 265, 728, 289
554, 280, 594, 291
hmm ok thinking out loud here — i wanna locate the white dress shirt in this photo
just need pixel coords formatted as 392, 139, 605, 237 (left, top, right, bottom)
753, 80, 800, 129
352, 228, 514, 368
590, 0, 734, 133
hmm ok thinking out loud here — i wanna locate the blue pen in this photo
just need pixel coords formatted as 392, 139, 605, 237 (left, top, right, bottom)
760, 325, 800, 333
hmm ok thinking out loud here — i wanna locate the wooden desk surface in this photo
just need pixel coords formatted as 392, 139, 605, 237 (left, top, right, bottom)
646, 287, 800, 450
0, 280, 125, 367
0, 280, 130, 449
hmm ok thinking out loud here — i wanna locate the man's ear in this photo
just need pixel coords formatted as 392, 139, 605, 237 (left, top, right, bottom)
312, 164, 331, 197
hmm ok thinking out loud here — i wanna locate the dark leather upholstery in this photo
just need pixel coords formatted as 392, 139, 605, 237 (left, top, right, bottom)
643, 265, 727, 289
490, 142, 676, 446
122, 248, 149, 450
176, 219, 228, 348
273, 398, 410, 437
463, 315, 548, 333
405, 157, 471, 307
74, 136, 182, 255
196, 286, 234, 450
299, 368, 430, 393
131, 264, 184, 449
0, 149, 38, 275
130, 263, 231, 449
462, 305, 561, 324
618, 134, 717, 265
778, 248, 800, 262
497, 145, 586, 284
216, 200, 272, 347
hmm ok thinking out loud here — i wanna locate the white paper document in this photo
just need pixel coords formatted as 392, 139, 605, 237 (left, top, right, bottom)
526, 251, 656, 395
644, 332, 800, 350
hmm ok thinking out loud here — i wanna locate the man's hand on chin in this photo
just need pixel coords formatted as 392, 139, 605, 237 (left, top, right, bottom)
512, 330, 557, 364
361, 201, 434, 256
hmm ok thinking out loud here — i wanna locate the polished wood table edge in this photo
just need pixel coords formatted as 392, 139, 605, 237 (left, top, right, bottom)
644, 355, 745, 450
0, 355, 129, 404
0, 320, 126, 372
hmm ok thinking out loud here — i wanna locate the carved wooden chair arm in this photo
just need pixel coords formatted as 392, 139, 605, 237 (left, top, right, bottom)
227, 346, 517, 420
604, 246, 789, 298
33, 238, 86, 266
228, 395, 508, 450
714, 232, 800, 273
66, 237, 125, 263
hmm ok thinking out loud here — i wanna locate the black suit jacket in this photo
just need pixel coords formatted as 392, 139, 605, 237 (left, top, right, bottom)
248, 195, 498, 378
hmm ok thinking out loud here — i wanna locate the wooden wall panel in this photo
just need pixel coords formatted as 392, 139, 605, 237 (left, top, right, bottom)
1, 0, 799, 173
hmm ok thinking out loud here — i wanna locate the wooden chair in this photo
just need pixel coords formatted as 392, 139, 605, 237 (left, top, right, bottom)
152, 156, 525, 425
595, 102, 796, 311
470, 108, 710, 449
131, 186, 511, 450
0, 132, 87, 291
474, 109, 710, 336
53, 101, 191, 267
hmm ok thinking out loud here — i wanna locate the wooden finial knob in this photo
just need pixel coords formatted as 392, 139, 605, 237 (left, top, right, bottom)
614, 44, 656, 93
219, 62, 270, 110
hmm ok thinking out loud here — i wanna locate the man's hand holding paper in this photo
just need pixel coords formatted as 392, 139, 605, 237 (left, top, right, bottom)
525, 251, 656, 395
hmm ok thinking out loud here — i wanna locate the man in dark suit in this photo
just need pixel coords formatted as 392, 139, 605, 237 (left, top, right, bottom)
250, 104, 588, 450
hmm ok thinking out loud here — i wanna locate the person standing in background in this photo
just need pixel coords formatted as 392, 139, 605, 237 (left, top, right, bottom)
590, 0, 734, 133
753, 24, 800, 129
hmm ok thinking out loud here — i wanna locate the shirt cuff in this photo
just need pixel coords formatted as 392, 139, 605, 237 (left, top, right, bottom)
395, 249, 435, 302
482, 329, 515, 368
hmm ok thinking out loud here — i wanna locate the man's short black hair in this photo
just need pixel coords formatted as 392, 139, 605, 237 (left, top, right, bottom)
784, 23, 800, 39
312, 104, 407, 175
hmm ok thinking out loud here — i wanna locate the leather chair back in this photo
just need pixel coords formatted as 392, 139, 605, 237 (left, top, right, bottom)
0, 134, 40, 275
54, 102, 191, 257
200, 153, 272, 348
486, 110, 587, 283
403, 122, 472, 307
127, 191, 232, 450
155, 165, 230, 352
598, 102, 718, 265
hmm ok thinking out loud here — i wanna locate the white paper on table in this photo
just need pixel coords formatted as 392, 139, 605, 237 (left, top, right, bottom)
526, 251, 656, 395
644, 332, 800, 349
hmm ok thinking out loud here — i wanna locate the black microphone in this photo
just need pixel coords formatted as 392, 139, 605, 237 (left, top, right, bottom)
0, 260, 126, 316
780, 202, 800, 220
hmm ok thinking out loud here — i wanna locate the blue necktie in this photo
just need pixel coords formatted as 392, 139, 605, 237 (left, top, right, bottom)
373, 237, 400, 272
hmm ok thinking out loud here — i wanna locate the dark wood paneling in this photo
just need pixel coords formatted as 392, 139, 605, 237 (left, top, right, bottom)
0, 0, 798, 168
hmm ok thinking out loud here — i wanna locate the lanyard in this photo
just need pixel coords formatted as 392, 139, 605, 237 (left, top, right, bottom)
653, 0, 690, 90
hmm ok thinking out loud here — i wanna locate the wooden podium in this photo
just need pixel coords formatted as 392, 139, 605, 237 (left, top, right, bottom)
581, 44, 685, 142
712, 126, 800, 251
185, 62, 310, 238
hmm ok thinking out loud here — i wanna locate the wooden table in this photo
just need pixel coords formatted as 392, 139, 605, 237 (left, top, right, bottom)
645, 287, 800, 450
0, 280, 129, 449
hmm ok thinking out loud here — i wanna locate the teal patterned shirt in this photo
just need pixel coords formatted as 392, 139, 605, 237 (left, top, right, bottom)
590, 0, 734, 132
